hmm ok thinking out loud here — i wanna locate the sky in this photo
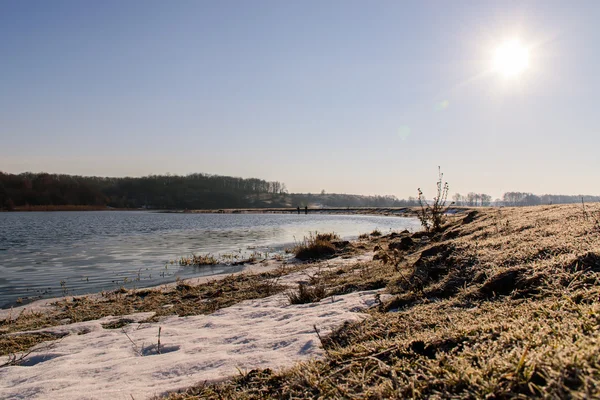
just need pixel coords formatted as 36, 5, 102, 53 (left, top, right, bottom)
1, 0, 599, 199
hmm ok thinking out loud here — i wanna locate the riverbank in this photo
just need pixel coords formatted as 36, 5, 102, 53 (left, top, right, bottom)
164, 206, 467, 217
3, 205, 471, 217
2, 204, 599, 399
0, 243, 384, 399
0, 212, 421, 308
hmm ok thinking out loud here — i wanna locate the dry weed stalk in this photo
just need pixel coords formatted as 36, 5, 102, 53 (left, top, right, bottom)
417, 166, 454, 232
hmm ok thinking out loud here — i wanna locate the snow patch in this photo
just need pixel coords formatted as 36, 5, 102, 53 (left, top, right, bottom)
0, 289, 383, 400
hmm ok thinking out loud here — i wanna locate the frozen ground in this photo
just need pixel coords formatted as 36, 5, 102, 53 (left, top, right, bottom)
1, 279, 382, 399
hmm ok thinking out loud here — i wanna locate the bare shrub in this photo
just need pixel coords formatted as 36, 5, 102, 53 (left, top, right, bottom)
417, 167, 454, 232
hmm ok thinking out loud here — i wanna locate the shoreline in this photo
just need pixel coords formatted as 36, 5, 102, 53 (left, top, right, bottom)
0, 243, 384, 400
0, 257, 299, 319
0, 210, 431, 310
3, 205, 473, 217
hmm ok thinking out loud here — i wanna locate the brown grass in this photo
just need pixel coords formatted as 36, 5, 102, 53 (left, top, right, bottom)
0, 332, 67, 357
164, 204, 600, 399
286, 283, 328, 304
0, 266, 301, 356
293, 232, 339, 260
178, 253, 218, 266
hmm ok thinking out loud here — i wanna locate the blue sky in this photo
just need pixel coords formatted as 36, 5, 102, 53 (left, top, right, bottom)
1, 0, 598, 198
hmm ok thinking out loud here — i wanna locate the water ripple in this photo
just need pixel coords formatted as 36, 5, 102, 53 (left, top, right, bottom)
0, 211, 420, 308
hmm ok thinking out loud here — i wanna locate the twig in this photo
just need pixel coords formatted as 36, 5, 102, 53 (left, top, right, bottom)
1, 349, 36, 368
157, 326, 161, 355
121, 328, 142, 356
313, 325, 332, 358
1, 336, 63, 368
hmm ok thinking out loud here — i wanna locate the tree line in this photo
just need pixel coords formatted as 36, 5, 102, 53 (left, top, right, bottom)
0, 172, 288, 210
1, 172, 598, 210
0, 172, 412, 210
501, 192, 600, 207
452, 191, 600, 207
452, 193, 493, 206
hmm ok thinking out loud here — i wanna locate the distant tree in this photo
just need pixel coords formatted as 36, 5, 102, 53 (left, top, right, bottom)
522, 194, 541, 206
452, 193, 463, 206
466, 192, 477, 206
481, 194, 492, 206
503, 192, 525, 206
502, 192, 546, 207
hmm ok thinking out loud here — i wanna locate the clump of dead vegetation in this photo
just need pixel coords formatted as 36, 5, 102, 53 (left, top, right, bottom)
286, 283, 328, 304
178, 253, 218, 266
293, 232, 340, 260
370, 229, 382, 237
0, 332, 66, 358
165, 203, 600, 399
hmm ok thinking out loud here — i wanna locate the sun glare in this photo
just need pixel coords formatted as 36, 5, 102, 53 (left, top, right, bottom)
493, 40, 529, 78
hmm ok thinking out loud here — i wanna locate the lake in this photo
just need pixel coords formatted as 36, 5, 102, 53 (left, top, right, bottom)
0, 211, 421, 308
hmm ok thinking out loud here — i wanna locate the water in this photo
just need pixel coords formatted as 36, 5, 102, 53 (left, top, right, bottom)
0, 211, 421, 308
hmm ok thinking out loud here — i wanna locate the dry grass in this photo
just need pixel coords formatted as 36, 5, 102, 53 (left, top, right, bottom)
179, 254, 218, 266
164, 204, 600, 399
286, 283, 328, 304
0, 266, 301, 355
0, 332, 67, 357
293, 232, 340, 260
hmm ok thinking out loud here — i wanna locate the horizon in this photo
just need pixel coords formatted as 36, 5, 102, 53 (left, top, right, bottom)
2, 169, 599, 202
2, 1, 599, 199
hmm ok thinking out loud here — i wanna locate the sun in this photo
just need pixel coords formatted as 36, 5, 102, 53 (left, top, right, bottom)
493, 40, 529, 78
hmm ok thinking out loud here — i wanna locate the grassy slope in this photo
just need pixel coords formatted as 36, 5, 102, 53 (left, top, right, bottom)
166, 204, 600, 399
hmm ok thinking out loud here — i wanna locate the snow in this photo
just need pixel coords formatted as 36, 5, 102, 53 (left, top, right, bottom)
0, 253, 375, 322
0, 287, 383, 400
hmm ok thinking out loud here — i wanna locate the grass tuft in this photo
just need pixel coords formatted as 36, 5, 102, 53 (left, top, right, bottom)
293, 232, 338, 260
101, 318, 134, 330
370, 229, 382, 237
179, 254, 219, 266
286, 283, 328, 304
